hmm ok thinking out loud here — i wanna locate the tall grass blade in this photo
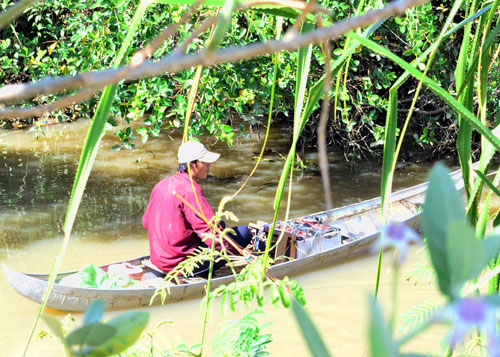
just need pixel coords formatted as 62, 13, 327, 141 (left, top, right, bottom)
23, 1, 149, 355
208, 0, 238, 52
475, 169, 500, 200
264, 22, 314, 275
183, 66, 204, 141
230, 17, 283, 200
291, 300, 331, 356
376, 0, 465, 296
331, 0, 369, 126
293, 22, 313, 137
184, 19, 218, 141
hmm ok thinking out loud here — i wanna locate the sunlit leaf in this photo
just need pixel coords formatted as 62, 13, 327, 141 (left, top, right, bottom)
48, 41, 57, 55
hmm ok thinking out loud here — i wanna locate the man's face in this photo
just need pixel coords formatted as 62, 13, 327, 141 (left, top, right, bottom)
190, 161, 211, 180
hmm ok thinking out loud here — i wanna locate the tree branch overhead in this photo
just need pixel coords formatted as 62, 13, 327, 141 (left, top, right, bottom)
0, 0, 428, 118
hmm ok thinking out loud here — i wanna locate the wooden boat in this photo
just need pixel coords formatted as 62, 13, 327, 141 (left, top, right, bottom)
3, 167, 467, 312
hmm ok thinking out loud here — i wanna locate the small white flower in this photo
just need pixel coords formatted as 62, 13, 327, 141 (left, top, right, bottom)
440, 297, 498, 351
373, 222, 420, 264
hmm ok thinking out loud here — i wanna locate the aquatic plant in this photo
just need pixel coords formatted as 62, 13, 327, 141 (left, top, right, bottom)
43, 299, 149, 357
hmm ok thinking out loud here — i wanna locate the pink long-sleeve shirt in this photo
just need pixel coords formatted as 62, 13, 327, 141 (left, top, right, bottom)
142, 172, 229, 272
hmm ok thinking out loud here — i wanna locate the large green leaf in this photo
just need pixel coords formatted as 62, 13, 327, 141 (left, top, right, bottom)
291, 300, 331, 357
83, 299, 105, 325
369, 298, 399, 357
446, 220, 486, 296
87, 311, 149, 357
421, 164, 465, 298
66, 323, 117, 347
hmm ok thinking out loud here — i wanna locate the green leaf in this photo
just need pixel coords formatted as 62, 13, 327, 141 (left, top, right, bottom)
65, 323, 116, 347
446, 220, 486, 296
42, 315, 65, 341
369, 298, 398, 357
278, 282, 290, 308
421, 163, 465, 298
136, 127, 147, 135
83, 299, 105, 325
87, 311, 149, 356
291, 300, 331, 356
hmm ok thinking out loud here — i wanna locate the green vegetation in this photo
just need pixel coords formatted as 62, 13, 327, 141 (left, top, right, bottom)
2, 0, 498, 159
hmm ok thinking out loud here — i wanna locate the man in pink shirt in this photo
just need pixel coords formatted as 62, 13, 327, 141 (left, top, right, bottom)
142, 140, 252, 277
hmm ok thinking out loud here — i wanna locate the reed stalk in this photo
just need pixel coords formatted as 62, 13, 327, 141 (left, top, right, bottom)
375, 0, 466, 297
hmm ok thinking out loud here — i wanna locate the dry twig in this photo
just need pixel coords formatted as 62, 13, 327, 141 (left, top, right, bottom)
316, 13, 334, 214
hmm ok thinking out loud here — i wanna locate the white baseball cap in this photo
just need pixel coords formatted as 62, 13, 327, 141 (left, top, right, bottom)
177, 140, 220, 163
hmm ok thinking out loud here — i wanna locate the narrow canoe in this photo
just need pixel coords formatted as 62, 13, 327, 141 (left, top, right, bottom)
3, 166, 467, 312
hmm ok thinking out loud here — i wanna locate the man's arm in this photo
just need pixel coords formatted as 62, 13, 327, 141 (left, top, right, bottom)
181, 191, 227, 251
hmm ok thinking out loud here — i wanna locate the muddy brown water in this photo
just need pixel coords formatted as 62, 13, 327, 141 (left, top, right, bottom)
0, 120, 466, 355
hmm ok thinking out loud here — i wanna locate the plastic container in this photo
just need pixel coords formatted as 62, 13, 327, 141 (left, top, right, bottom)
107, 263, 144, 280
295, 228, 341, 259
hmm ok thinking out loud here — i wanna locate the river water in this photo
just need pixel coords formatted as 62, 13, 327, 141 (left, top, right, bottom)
0, 119, 455, 356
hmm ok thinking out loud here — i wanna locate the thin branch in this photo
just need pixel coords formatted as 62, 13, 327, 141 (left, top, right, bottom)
316, 14, 333, 214
176, 0, 329, 54
0, 0, 428, 110
175, 16, 218, 54
288, 0, 317, 34
0, 0, 40, 29
397, 107, 447, 115
131, 0, 204, 66
0, 88, 100, 119
241, 0, 328, 12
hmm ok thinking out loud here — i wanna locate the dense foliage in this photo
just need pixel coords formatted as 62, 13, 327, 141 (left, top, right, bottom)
2, 0, 498, 159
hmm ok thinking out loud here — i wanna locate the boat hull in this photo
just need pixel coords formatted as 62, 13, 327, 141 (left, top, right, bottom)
3, 166, 465, 312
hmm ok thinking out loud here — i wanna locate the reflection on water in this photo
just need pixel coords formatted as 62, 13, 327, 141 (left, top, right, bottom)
0, 119, 443, 355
